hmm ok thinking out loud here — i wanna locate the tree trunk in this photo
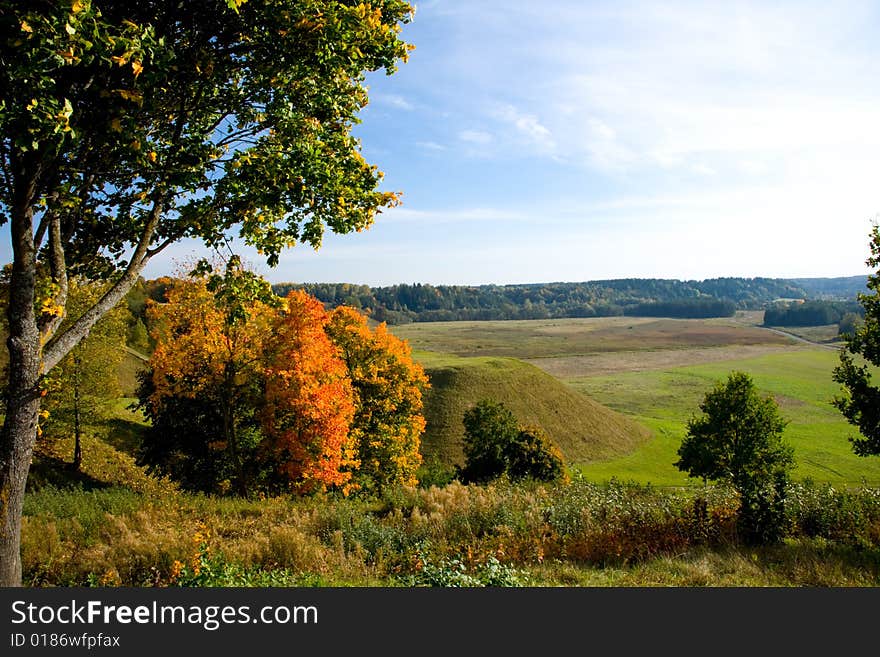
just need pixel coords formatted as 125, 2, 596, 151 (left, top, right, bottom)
72, 353, 82, 471
0, 165, 42, 587
0, 353, 41, 588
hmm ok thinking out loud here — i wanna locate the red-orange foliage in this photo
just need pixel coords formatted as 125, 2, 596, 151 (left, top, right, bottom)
326, 306, 428, 493
262, 291, 357, 494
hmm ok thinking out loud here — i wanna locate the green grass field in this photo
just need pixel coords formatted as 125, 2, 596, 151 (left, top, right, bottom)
567, 349, 880, 486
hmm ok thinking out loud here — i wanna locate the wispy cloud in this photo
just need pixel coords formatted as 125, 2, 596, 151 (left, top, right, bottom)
380, 205, 530, 224
458, 129, 493, 144
493, 104, 555, 154
189, 1, 880, 285
416, 140, 446, 151
372, 93, 414, 111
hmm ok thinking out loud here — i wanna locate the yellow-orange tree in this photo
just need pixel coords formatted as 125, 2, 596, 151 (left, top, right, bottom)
139, 267, 276, 495
261, 291, 357, 494
326, 306, 428, 494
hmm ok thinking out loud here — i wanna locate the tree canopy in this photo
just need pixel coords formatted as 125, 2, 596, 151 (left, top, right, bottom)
459, 399, 566, 484
326, 306, 428, 494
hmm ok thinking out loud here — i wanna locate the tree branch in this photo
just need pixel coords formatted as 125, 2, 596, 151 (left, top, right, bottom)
36, 211, 69, 343
41, 193, 167, 373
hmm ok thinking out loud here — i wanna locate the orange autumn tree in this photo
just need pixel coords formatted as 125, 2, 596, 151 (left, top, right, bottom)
262, 291, 357, 494
326, 306, 429, 494
139, 265, 276, 495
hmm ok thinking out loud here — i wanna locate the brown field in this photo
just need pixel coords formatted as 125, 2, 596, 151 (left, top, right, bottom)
526, 344, 819, 378
391, 315, 795, 361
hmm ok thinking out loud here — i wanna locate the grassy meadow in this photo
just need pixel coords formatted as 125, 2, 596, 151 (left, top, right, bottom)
568, 350, 880, 486
414, 351, 650, 467
392, 312, 880, 487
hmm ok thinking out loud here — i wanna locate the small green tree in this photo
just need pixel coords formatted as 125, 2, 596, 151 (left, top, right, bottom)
675, 371, 794, 544
460, 400, 519, 484
837, 312, 862, 339
833, 225, 880, 456
459, 400, 566, 484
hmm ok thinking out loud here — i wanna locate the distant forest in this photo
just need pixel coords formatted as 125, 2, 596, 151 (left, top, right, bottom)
271, 276, 869, 324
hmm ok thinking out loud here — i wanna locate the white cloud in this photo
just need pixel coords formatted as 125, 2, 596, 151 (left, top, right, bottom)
380, 205, 530, 224
197, 1, 880, 285
373, 93, 414, 111
494, 104, 555, 153
416, 140, 446, 151
458, 129, 493, 144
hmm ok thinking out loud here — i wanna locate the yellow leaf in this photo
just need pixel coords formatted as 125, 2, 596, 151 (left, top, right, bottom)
147, 150, 157, 163
129, 139, 141, 151
114, 89, 143, 104
111, 55, 126, 66
20, 20, 33, 33
57, 48, 76, 63
72, 0, 85, 12
131, 60, 143, 77
110, 117, 122, 132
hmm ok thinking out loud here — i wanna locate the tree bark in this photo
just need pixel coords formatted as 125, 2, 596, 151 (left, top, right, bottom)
0, 160, 42, 587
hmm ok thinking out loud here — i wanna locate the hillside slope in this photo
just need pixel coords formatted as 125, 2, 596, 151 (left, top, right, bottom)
417, 353, 651, 467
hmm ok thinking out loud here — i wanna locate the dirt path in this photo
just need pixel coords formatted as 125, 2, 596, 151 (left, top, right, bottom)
758, 326, 841, 350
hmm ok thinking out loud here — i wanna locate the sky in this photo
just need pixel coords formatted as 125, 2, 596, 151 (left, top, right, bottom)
21, 1, 880, 286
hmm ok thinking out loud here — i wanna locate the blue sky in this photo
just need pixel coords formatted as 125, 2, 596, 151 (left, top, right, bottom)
56, 2, 880, 285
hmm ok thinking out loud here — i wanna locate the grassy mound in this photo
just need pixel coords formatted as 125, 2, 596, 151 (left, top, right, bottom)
416, 352, 651, 467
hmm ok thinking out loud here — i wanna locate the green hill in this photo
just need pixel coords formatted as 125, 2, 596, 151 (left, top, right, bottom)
416, 352, 651, 467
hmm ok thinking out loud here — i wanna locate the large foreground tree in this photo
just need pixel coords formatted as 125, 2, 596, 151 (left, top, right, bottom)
0, 0, 412, 585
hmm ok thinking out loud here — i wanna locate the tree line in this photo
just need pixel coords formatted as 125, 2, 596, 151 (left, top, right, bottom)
762, 300, 864, 328
274, 277, 866, 324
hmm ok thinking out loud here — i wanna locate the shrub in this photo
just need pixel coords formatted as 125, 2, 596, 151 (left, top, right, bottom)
459, 400, 566, 484
459, 400, 519, 484
506, 426, 566, 483
400, 552, 525, 587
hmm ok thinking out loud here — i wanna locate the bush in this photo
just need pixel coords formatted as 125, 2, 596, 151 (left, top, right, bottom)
506, 426, 566, 483
459, 400, 519, 484
399, 552, 525, 587
459, 400, 566, 484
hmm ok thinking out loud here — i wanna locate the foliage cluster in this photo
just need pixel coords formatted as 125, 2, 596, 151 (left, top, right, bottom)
675, 371, 794, 544
137, 273, 428, 497
0, 0, 415, 586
